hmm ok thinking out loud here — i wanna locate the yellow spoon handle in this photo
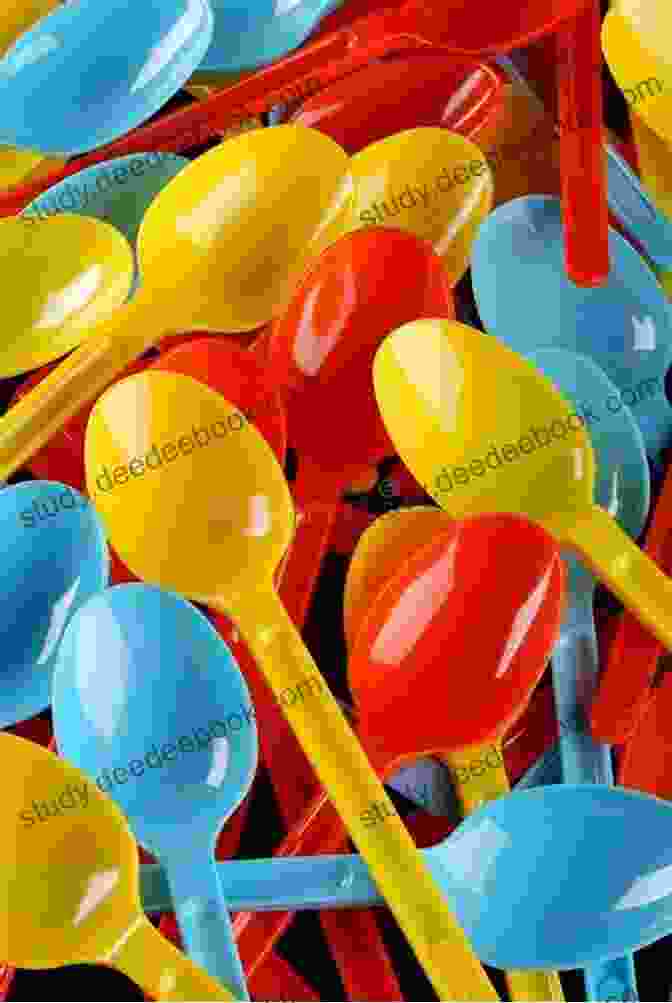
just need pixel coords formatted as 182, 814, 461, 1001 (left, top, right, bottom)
108, 914, 237, 1001
222, 586, 499, 1003
444, 744, 565, 1002
559, 504, 672, 651
0, 295, 162, 481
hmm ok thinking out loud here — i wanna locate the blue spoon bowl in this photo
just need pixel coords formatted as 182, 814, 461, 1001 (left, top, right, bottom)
22, 152, 188, 293
0, 0, 214, 156
471, 195, 672, 463
200, 0, 338, 76
52, 583, 257, 999
0, 479, 108, 728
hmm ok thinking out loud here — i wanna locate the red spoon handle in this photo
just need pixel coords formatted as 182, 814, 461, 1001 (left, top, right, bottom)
319, 908, 401, 1001
591, 465, 672, 744
0, 7, 429, 216
555, 0, 610, 286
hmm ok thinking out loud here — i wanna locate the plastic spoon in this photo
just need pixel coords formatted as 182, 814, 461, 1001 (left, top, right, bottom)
0, 214, 134, 378
0, 479, 108, 728
0, 124, 352, 481
372, 318, 672, 652
470, 195, 672, 463
0, 0, 214, 156
0, 732, 236, 1000
290, 54, 507, 154
266, 226, 454, 629
22, 153, 189, 292
348, 512, 567, 1001
84, 368, 500, 1002
525, 347, 649, 1003
53, 584, 256, 998
0, 0, 586, 214
347, 128, 493, 285
602, 2, 672, 148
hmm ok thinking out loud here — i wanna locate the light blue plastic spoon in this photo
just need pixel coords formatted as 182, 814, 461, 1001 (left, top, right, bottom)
199, 0, 340, 77
0, 0, 214, 156
52, 583, 257, 1000
21, 152, 188, 292
471, 195, 672, 464
0, 479, 108, 729
527, 348, 650, 1003
141, 783, 672, 971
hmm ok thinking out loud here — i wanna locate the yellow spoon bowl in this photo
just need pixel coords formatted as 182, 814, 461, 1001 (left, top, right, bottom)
0, 732, 235, 1000
0, 124, 352, 480
0, 214, 134, 377
85, 369, 499, 1003
347, 128, 493, 286
373, 318, 672, 652
602, 4, 672, 147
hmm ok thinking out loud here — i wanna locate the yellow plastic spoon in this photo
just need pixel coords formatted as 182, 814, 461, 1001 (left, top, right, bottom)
0, 732, 236, 1001
0, 124, 352, 480
84, 369, 500, 1003
347, 128, 494, 286
0, 214, 134, 377
373, 318, 672, 653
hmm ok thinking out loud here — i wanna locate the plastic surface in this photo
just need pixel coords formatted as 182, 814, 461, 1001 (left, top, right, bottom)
0, 0, 214, 155
83, 368, 499, 1002
53, 585, 257, 997
471, 195, 672, 462
0, 733, 235, 999
0, 480, 109, 728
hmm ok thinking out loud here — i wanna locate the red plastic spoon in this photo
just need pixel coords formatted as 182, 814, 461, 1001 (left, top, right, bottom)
232, 512, 566, 994
0, 0, 588, 219
266, 226, 454, 630
618, 665, 672, 799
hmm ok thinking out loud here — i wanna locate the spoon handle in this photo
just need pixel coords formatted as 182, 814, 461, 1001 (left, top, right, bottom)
164, 852, 250, 999
558, 505, 672, 653
107, 913, 238, 1001
223, 586, 499, 1002
0, 296, 160, 481
444, 744, 565, 1002
552, 589, 639, 1002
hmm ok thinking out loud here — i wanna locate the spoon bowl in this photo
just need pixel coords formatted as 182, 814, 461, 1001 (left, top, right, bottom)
0, 479, 108, 728
470, 195, 672, 461
347, 128, 493, 285
0, 214, 133, 378
0, 0, 214, 156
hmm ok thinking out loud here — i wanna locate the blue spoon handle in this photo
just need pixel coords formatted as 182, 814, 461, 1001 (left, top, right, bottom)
553, 589, 639, 1002
140, 744, 565, 916
165, 851, 250, 1000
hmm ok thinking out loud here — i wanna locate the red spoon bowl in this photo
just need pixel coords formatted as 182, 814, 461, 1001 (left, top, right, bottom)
349, 512, 566, 766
